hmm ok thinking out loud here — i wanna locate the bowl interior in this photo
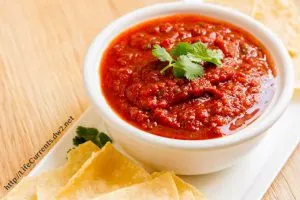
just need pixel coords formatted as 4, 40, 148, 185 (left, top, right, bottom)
84, 2, 294, 149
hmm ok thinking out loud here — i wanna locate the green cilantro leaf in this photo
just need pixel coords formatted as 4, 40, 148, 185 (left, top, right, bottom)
151, 42, 223, 80
152, 44, 174, 74
98, 132, 113, 145
76, 126, 98, 140
152, 44, 173, 63
72, 126, 112, 148
73, 136, 87, 146
171, 42, 194, 57
174, 55, 204, 80
172, 67, 185, 78
191, 42, 224, 66
192, 42, 207, 55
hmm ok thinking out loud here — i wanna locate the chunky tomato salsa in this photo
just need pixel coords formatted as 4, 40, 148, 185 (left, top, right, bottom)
101, 14, 276, 140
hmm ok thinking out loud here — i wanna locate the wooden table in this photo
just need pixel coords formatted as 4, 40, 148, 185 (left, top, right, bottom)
0, 0, 299, 199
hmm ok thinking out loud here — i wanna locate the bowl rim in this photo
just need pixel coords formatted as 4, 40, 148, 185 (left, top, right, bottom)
84, 1, 294, 150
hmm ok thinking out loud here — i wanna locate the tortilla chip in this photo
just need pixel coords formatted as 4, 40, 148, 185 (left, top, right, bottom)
55, 142, 150, 200
152, 172, 206, 200
36, 141, 100, 200
92, 172, 179, 200
66, 141, 101, 174
252, 0, 300, 55
2, 177, 37, 200
173, 175, 206, 200
204, 0, 257, 15
252, 0, 300, 85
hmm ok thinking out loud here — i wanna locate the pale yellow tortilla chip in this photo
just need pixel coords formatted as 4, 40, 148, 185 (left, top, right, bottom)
152, 172, 206, 200
36, 141, 100, 200
2, 176, 37, 200
92, 172, 179, 200
56, 142, 150, 200
173, 175, 206, 200
252, 0, 300, 85
204, 0, 257, 15
252, 0, 300, 55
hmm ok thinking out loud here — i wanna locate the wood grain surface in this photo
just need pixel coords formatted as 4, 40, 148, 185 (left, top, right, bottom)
0, 0, 299, 199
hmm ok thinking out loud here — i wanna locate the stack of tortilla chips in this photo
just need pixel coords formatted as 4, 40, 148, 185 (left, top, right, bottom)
3, 142, 206, 200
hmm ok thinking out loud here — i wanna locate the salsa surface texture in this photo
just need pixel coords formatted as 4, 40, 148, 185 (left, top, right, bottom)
101, 14, 276, 140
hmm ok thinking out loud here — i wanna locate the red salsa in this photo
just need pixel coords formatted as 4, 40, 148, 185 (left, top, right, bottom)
101, 14, 276, 140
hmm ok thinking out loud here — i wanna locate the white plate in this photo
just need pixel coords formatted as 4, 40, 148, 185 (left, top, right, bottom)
29, 92, 300, 200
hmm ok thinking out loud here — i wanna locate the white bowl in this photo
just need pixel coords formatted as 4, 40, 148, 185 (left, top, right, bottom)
84, 2, 294, 175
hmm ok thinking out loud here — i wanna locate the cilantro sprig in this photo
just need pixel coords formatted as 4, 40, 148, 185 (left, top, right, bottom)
73, 126, 112, 148
152, 42, 223, 80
